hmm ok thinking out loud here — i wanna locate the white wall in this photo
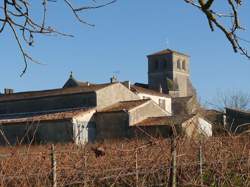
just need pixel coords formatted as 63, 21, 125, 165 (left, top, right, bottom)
182, 116, 213, 138
136, 93, 172, 115
72, 109, 96, 144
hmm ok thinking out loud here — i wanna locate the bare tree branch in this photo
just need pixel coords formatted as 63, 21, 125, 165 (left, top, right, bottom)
0, 0, 116, 76
184, 0, 250, 59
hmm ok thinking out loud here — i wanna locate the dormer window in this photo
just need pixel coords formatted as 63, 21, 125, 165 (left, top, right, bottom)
177, 60, 181, 69
182, 60, 186, 70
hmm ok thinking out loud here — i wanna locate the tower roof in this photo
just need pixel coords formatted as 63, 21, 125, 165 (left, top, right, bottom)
63, 72, 90, 88
147, 49, 189, 57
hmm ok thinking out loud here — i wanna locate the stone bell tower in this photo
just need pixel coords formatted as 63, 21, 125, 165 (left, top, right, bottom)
147, 49, 193, 97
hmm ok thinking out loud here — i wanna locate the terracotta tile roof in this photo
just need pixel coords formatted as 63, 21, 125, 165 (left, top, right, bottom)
0, 83, 112, 102
0, 108, 95, 125
147, 49, 189, 57
135, 115, 194, 127
98, 99, 150, 113
131, 85, 170, 98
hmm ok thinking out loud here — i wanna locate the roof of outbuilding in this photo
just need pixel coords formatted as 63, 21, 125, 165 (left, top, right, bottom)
98, 99, 150, 113
147, 49, 189, 57
225, 107, 250, 114
135, 115, 194, 127
0, 83, 113, 102
131, 85, 170, 98
0, 108, 95, 124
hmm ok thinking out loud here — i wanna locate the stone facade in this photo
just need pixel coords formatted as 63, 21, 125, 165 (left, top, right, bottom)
0, 48, 201, 145
0, 82, 139, 115
0, 108, 96, 145
96, 83, 139, 109
95, 100, 169, 141
147, 49, 192, 97
0, 120, 73, 145
128, 101, 168, 125
130, 85, 172, 114
95, 112, 129, 141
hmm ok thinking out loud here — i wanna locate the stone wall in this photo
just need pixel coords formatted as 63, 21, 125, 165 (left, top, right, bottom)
148, 53, 173, 92
172, 53, 189, 97
96, 83, 139, 109
147, 51, 192, 97
95, 112, 129, 141
129, 101, 168, 125
136, 93, 172, 114
72, 110, 96, 144
0, 120, 73, 145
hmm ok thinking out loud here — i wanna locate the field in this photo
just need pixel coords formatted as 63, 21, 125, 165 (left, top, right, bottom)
0, 135, 250, 186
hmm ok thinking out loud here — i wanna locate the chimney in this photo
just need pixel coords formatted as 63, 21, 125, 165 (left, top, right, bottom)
4, 88, 14, 94
110, 75, 118, 83
123, 81, 131, 90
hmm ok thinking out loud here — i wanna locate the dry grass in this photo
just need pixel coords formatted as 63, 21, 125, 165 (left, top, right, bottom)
0, 136, 250, 186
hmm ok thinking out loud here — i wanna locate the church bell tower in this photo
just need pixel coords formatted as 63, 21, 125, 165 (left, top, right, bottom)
147, 49, 191, 97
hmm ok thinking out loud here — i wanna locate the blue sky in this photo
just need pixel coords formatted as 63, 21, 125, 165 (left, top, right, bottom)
0, 0, 249, 105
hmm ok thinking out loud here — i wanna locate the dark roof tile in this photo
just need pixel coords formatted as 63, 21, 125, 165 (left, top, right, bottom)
135, 115, 194, 127
0, 83, 112, 102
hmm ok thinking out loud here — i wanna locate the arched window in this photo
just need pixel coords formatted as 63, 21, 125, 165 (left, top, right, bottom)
182, 60, 186, 70
177, 60, 181, 69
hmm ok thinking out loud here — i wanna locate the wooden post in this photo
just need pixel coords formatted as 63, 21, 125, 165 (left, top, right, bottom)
169, 138, 177, 187
135, 149, 139, 187
247, 150, 250, 176
51, 144, 57, 187
84, 155, 87, 187
199, 143, 203, 187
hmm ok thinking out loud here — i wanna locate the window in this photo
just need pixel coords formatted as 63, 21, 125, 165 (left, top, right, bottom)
182, 60, 186, 70
177, 60, 181, 69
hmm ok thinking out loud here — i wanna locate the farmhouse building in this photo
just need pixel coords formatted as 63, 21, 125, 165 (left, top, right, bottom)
0, 108, 96, 145
0, 48, 211, 145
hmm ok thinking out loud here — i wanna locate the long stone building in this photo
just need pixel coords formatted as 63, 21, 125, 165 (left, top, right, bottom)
0, 49, 211, 145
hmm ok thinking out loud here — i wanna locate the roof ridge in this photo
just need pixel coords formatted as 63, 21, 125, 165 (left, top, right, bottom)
147, 48, 189, 57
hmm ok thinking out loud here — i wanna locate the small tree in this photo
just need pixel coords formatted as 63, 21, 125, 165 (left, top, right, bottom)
210, 90, 250, 111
